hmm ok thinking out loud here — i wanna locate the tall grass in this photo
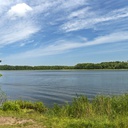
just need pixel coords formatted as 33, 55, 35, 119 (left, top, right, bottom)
2, 94, 128, 116
50, 94, 128, 118
45, 94, 128, 127
1, 94, 128, 127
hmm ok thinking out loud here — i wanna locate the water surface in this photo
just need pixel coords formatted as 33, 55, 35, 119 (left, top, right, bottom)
0, 70, 128, 106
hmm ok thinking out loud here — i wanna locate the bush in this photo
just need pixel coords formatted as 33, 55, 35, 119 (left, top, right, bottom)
15, 100, 47, 113
16, 100, 35, 109
2, 100, 47, 113
34, 102, 47, 113
2, 101, 20, 111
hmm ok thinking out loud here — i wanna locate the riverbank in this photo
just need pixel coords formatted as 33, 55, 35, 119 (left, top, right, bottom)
0, 94, 128, 128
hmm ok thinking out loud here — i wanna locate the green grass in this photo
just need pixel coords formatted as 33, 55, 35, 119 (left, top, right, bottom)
1, 94, 128, 127
0, 74, 2, 77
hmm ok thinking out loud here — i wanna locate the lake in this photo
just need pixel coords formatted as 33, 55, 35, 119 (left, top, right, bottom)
0, 70, 128, 106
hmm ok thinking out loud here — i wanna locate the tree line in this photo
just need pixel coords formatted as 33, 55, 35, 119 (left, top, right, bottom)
0, 61, 128, 70
74, 61, 128, 69
0, 65, 74, 70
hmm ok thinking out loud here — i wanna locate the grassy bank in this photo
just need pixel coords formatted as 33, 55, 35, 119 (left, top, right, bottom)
0, 94, 128, 127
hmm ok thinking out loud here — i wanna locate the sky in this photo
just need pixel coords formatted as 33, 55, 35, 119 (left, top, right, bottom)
0, 0, 128, 66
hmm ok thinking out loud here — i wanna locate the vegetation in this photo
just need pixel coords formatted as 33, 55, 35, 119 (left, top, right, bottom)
0, 65, 74, 70
1, 94, 128, 127
75, 61, 128, 69
0, 61, 128, 70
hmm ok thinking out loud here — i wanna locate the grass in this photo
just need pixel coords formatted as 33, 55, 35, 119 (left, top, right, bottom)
0, 94, 128, 127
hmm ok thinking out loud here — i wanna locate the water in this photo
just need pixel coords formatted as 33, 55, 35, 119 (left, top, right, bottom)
0, 70, 128, 106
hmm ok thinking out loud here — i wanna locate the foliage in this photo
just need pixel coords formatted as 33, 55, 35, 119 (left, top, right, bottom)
2, 101, 20, 111
44, 94, 128, 128
1, 94, 128, 127
0, 61, 128, 70
16, 100, 47, 113
2, 100, 47, 113
0, 65, 74, 70
51, 94, 128, 118
74, 61, 128, 69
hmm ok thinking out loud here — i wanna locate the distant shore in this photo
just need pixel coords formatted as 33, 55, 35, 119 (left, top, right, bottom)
0, 61, 128, 70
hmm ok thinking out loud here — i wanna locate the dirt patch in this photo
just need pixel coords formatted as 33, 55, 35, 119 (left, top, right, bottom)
0, 116, 34, 125
0, 116, 46, 127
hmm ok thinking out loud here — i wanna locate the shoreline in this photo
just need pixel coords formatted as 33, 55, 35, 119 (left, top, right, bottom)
1, 93, 128, 127
0, 69, 128, 71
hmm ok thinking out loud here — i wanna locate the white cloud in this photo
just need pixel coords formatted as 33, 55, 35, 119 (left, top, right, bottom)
0, 0, 12, 15
0, 2, 40, 47
61, 7, 128, 32
8, 3, 33, 18
85, 31, 128, 46
5, 31, 128, 60
57, 0, 87, 10
32, 1, 56, 14
68, 7, 92, 19
0, 22, 39, 46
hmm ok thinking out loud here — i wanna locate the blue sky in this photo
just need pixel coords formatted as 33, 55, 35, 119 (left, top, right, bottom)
0, 0, 128, 66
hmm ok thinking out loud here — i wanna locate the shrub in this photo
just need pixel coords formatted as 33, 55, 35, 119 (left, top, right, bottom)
16, 100, 35, 109
34, 101, 47, 113
2, 101, 20, 111
15, 100, 47, 113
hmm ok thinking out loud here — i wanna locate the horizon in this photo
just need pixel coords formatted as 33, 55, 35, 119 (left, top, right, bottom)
0, 60, 128, 67
0, 0, 128, 66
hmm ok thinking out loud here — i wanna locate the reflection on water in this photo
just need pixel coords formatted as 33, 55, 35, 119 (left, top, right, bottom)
0, 70, 128, 106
